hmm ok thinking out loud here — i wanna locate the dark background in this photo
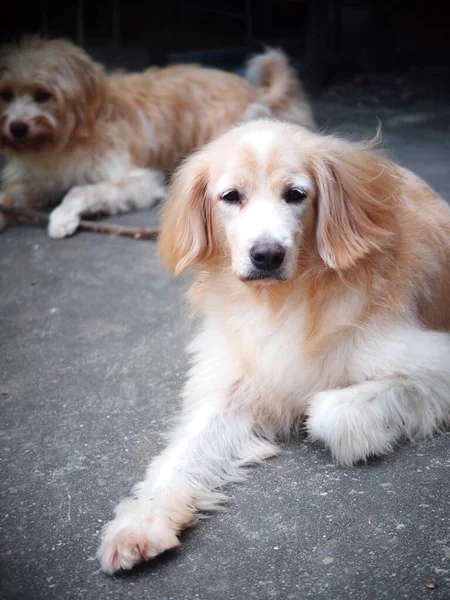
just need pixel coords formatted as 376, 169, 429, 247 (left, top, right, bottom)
1, 0, 450, 93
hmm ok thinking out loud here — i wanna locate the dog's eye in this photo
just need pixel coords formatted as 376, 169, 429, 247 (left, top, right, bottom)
0, 89, 13, 103
221, 189, 241, 204
34, 89, 52, 103
284, 187, 307, 203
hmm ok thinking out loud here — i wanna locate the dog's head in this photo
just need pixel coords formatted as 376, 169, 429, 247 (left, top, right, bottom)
159, 120, 400, 282
0, 36, 105, 154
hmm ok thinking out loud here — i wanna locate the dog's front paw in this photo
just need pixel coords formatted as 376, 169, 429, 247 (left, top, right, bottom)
307, 385, 397, 466
97, 514, 180, 574
48, 206, 81, 239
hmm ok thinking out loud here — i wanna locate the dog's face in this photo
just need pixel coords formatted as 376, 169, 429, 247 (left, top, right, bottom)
0, 37, 104, 154
211, 128, 314, 281
159, 120, 399, 282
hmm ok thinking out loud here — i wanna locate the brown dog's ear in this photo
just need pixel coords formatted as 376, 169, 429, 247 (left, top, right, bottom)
71, 61, 105, 138
158, 151, 214, 275
313, 138, 400, 271
43, 39, 105, 138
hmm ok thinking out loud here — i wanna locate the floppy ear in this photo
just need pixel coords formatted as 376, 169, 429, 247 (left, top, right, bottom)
71, 61, 105, 138
158, 151, 214, 275
46, 39, 105, 138
313, 138, 400, 270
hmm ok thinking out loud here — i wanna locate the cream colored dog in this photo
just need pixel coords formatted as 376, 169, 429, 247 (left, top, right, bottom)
0, 37, 315, 237
97, 119, 450, 573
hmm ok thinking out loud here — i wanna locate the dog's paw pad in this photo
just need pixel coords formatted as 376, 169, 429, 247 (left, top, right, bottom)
97, 517, 180, 574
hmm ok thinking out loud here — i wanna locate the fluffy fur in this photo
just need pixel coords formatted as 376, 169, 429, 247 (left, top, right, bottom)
0, 38, 315, 237
97, 120, 450, 574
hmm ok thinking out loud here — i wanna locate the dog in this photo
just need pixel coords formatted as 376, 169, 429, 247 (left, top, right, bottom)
97, 119, 450, 573
0, 37, 315, 238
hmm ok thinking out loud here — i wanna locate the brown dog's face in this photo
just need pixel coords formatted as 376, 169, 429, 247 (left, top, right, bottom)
0, 76, 63, 152
0, 37, 105, 154
159, 120, 399, 281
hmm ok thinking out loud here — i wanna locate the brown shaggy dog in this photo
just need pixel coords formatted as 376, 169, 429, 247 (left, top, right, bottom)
0, 38, 315, 237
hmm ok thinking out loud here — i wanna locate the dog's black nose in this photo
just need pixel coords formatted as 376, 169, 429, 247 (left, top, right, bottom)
10, 121, 29, 139
250, 242, 286, 272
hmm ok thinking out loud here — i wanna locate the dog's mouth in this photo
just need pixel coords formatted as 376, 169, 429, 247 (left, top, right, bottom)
239, 269, 288, 283
0, 130, 56, 151
0, 115, 57, 152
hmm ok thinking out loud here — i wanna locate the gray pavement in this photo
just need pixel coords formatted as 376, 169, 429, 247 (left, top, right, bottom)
1, 102, 450, 600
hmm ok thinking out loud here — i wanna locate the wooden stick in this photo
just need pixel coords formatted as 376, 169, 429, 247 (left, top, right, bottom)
0, 204, 159, 240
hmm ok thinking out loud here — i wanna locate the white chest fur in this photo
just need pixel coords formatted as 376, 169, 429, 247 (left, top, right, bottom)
235, 300, 310, 394
196, 291, 315, 415
192, 281, 364, 417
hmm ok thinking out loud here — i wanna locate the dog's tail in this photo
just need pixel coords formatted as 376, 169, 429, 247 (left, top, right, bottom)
243, 48, 316, 130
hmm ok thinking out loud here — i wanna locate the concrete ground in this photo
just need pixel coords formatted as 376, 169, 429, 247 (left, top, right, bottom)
1, 100, 450, 600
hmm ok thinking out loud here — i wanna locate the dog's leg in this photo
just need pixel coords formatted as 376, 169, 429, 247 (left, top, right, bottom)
307, 325, 450, 465
48, 168, 165, 239
97, 374, 277, 574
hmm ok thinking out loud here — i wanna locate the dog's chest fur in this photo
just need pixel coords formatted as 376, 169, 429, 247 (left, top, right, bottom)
196, 277, 363, 415
209, 290, 322, 408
